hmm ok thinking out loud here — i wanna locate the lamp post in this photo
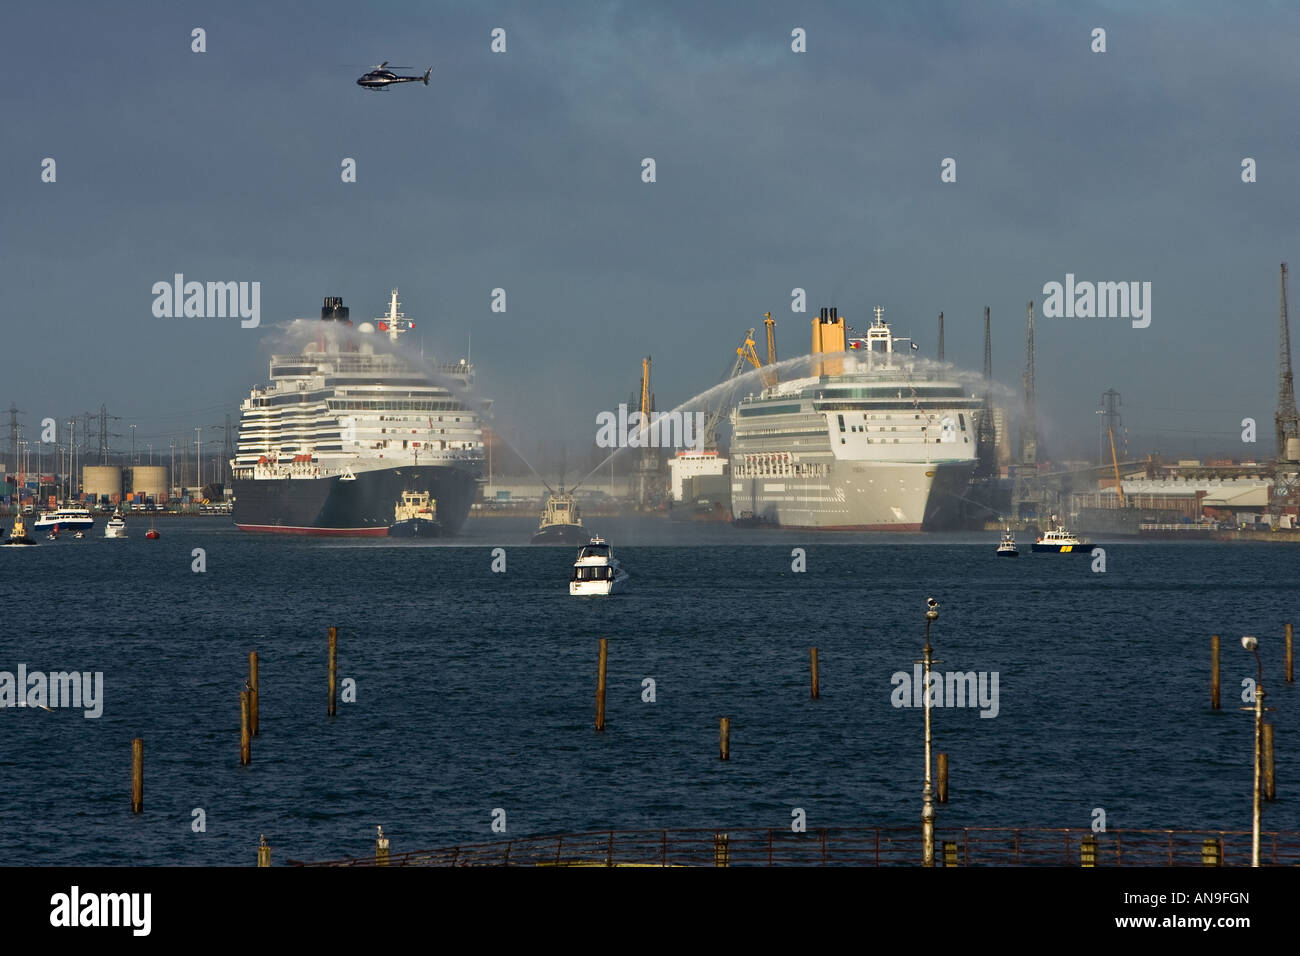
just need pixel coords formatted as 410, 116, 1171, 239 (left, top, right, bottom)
1242, 635, 1265, 867
921, 597, 941, 866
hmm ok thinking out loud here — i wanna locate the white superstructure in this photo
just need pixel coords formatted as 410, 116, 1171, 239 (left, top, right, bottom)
231, 290, 486, 484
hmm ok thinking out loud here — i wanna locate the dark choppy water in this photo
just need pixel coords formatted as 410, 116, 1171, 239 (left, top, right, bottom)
2, 516, 1298, 864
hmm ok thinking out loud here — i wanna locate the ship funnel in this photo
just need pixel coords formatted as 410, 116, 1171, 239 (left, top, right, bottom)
320, 297, 351, 322
811, 305, 847, 375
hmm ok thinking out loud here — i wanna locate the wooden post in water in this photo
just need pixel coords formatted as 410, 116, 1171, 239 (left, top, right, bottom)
595, 638, 608, 732
249, 651, 259, 737
240, 690, 251, 765
1211, 635, 1221, 710
937, 752, 949, 804
1287, 623, 1294, 684
720, 718, 731, 761
130, 738, 143, 814
376, 826, 390, 866
810, 647, 820, 700
1264, 723, 1276, 801
257, 834, 270, 867
328, 626, 338, 718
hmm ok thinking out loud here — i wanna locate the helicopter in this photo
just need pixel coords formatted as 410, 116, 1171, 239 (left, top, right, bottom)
356, 62, 433, 91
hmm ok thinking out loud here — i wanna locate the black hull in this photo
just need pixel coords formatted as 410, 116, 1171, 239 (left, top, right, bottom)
233, 465, 478, 536
1031, 543, 1099, 553
388, 519, 442, 538
531, 524, 592, 545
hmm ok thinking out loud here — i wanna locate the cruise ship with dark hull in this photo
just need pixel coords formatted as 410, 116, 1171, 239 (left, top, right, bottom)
231, 291, 487, 536
233, 466, 476, 535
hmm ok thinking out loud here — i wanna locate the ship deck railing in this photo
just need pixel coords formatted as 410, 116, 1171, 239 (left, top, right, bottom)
286, 825, 1300, 867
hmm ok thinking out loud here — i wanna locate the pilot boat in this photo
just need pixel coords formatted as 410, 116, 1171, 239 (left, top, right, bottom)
1031, 527, 1095, 553
996, 530, 1018, 557
569, 536, 628, 595
104, 511, 128, 538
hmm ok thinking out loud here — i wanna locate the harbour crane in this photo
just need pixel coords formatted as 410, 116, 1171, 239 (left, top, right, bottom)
763, 312, 778, 387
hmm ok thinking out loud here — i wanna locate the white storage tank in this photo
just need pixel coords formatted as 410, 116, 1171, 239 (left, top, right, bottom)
83, 465, 124, 504
130, 465, 168, 501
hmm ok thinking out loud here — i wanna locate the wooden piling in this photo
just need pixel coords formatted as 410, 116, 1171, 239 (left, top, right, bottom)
240, 690, 251, 765
328, 626, 338, 718
720, 718, 730, 761
1287, 623, 1294, 684
1264, 723, 1276, 801
257, 834, 270, 868
1211, 635, 1221, 710
937, 752, 949, 804
249, 650, 259, 737
130, 738, 143, 814
595, 638, 608, 732
810, 647, 820, 700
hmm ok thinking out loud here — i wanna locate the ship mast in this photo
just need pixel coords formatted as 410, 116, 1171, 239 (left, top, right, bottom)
377, 288, 413, 342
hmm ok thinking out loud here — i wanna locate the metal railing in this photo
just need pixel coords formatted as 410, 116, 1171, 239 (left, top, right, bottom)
287, 826, 1300, 867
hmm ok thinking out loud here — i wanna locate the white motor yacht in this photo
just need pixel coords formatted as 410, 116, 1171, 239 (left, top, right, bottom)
569, 537, 628, 595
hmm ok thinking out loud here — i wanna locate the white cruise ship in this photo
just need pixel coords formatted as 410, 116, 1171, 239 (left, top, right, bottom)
728, 307, 982, 530
230, 290, 489, 535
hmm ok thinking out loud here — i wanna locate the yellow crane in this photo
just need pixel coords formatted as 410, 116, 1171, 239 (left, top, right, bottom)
1108, 425, 1125, 507
640, 356, 652, 424
737, 329, 762, 376
763, 312, 778, 387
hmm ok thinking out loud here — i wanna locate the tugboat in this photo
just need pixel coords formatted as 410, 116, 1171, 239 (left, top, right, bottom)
732, 510, 777, 529
1031, 526, 1096, 554
569, 536, 629, 595
996, 529, 1018, 557
531, 491, 592, 545
387, 489, 441, 537
3, 512, 37, 546
104, 510, 127, 538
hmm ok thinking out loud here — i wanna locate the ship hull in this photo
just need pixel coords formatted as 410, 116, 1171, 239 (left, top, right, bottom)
531, 524, 592, 545
729, 459, 975, 531
233, 465, 478, 536
1031, 542, 1098, 553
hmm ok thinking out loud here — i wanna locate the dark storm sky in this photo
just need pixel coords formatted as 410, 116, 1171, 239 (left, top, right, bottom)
4, 0, 1299, 466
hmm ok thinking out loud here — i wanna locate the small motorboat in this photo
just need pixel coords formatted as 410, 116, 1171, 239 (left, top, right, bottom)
570, 536, 629, 595
996, 530, 1018, 557
73, 530, 84, 539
